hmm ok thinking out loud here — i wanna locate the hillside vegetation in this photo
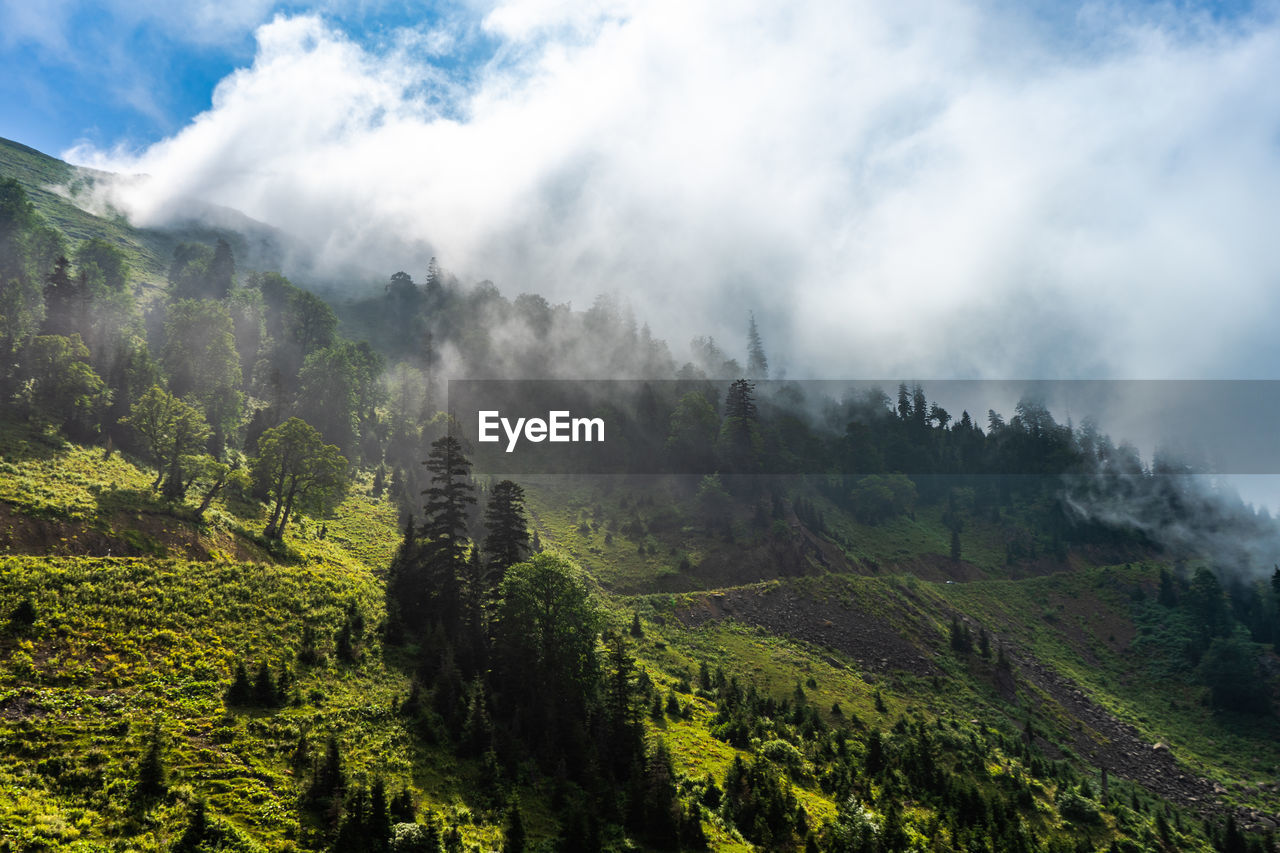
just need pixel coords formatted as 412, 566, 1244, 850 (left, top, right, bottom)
3, 137, 1280, 853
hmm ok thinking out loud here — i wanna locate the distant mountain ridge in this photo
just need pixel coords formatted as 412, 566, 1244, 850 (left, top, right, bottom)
0, 136, 296, 289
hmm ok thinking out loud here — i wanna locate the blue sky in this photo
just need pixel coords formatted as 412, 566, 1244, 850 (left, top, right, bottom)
6, 0, 1263, 158
0, 1, 502, 155
3, 0, 1280, 386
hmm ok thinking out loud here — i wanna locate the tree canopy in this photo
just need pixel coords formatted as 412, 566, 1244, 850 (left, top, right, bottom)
251, 417, 349, 539
123, 385, 211, 492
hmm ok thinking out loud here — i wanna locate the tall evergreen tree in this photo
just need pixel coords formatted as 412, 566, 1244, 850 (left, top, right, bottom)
421, 435, 476, 564
503, 797, 526, 853
390, 435, 476, 638
720, 379, 761, 475
746, 311, 768, 379
135, 720, 167, 799
484, 479, 529, 586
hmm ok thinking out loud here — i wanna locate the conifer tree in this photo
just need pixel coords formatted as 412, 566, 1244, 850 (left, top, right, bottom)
484, 479, 529, 586
746, 311, 768, 379
503, 797, 526, 853
460, 679, 494, 757
41, 255, 82, 337
418, 435, 476, 635
307, 736, 345, 806
225, 659, 252, 706
253, 661, 277, 706
136, 719, 167, 799
721, 379, 761, 474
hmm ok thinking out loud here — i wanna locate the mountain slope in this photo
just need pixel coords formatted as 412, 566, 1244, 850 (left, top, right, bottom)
0, 137, 292, 289
4, 134, 1279, 851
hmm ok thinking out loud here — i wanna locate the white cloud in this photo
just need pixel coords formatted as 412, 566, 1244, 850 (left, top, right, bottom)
66, 0, 1280, 379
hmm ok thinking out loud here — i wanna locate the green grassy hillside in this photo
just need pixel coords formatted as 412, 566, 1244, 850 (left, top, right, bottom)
0, 137, 290, 291
6, 429, 1279, 851
4, 138, 1278, 852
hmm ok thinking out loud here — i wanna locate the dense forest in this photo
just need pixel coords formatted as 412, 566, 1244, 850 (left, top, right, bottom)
6, 148, 1280, 853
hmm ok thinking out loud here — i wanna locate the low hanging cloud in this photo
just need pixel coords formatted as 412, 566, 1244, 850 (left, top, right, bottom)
66, 0, 1280, 379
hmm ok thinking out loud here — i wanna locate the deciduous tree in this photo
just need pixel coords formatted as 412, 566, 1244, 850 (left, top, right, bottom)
124, 385, 210, 491
252, 417, 349, 539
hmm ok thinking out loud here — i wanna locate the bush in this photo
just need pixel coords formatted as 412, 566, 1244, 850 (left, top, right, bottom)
1056, 788, 1101, 825
760, 739, 807, 778
1198, 636, 1271, 714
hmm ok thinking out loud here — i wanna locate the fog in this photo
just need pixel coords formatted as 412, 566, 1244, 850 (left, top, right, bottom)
61, 1, 1280, 381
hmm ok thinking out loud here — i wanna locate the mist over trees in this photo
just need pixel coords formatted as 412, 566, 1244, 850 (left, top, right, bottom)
5, 166, 1279, 583
8, 160, 1280, 850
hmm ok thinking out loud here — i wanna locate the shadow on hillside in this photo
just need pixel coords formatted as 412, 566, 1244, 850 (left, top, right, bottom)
0, 423, 66, 463
95, 486, 172, 517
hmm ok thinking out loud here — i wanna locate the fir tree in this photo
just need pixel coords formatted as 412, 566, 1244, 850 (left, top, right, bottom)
484, 479, 529, 584
503, 797, 526, 853
135, 719, 167, 799
307, 736, 345, 806
225, 659, 252, 706
253, 661, 277, 706
415, 435, 476, 636
746, 311, 769, 379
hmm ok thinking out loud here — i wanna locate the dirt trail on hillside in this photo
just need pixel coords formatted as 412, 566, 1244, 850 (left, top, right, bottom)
676, 584, 937, 677
677, 583, 1280, 829
998, 632, 1280, 828
0, 502, 263, 562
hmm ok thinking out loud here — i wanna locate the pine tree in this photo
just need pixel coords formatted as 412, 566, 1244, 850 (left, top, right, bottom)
42, 255, 82, 337
460, 679, 494, 757
746, 311, 769, 379
604, 633, 643, 774
307, 736, 345, 806
225, 659, 252, 706
484, 479, 529, 587
369, 777, 391, 844
725, 379, 757, 421
424, 257, 444, 303
136, 719, 167, 798
721, 379, 761, 474
458, 547, 489, 671
420, 435, 476, 631
390, 788, 415, 823
897, 384, 912, 421
503, 797, 526, 853
911, 384, 928, 429
253, 661, 277, 706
